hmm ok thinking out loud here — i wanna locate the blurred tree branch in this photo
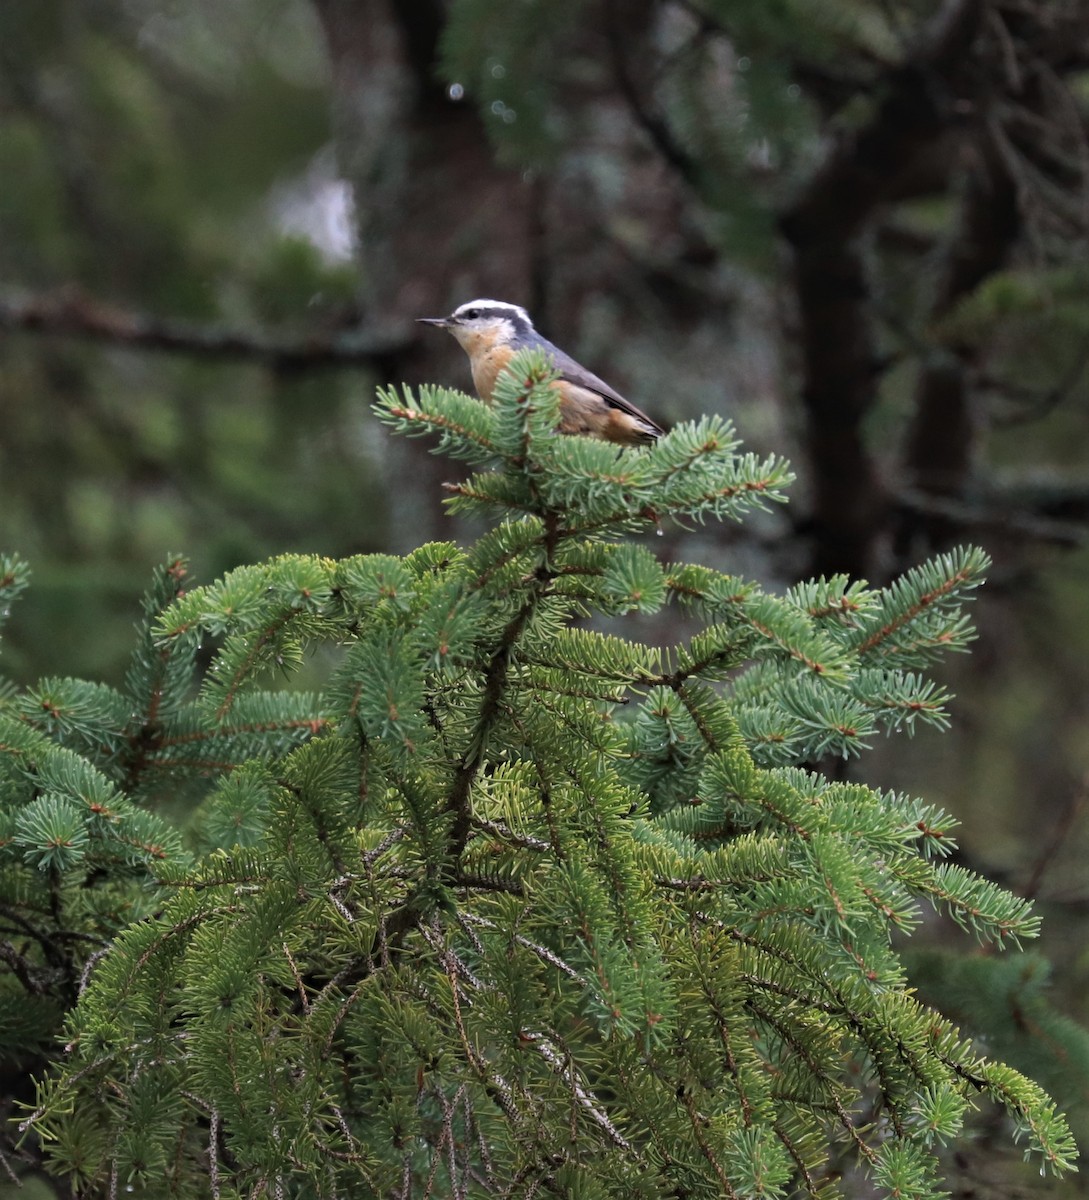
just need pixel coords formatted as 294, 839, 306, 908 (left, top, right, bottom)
0, 286, 410, 371
1022, 772, 1089, 902
986, 330, 1089, 425
778, 0, 1089, 578
780, 0, 986, 579
604, 0, 700, 190
895, 484, 1089, 549
897, 146, 1021, 556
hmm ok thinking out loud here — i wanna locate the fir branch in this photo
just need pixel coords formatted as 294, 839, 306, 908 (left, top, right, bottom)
676, 1086, 742, 1198
460, 912, 585, 984
468, 818, 551, 853
442, 475, 543, 519
155, 714, 332, 747
0, 939, 55, 995
850, 547, 989, 658
772, 1121, 823, 1200
0, 907, 67, 972
446, 596, 539, 857
8, 352, 1075, 1195
0, 554, 32, 644
376, 384, 502, 465
209, 611, 302, 722
919, 862, 1040, 945
452, 871, 524, 896
750, 998, 882, 1157
958, 1062, 1078, 1174
380, 517, 560, 952
530, 1035, 637, 1153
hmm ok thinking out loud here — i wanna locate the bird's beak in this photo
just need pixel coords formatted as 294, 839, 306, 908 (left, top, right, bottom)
416, 316, 451, 328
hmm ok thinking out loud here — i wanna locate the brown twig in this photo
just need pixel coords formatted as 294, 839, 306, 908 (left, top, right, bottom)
1022, 772, 1089, 901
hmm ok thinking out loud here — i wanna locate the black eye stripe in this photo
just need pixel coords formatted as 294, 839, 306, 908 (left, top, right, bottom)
456, 305, 525, 324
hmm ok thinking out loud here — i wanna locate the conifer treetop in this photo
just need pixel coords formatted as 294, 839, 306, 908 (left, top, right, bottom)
9, 356, 1077, 1197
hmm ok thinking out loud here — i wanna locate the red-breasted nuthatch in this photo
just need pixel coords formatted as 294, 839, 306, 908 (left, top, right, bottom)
417, 300, 663, 445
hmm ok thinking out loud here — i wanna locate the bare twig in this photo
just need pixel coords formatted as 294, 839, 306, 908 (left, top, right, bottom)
1022, 772, 1089, 901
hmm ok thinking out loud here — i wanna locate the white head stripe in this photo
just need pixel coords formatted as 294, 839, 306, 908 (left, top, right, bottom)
451, 299, 531, 323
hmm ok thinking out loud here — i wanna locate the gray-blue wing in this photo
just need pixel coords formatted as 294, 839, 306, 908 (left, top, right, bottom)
535, 336, 664, 437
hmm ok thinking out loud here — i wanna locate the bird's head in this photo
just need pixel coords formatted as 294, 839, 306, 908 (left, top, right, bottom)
417, 300, 534, 352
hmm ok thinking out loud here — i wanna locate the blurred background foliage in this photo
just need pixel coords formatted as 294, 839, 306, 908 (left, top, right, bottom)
2, 0, 1089, 1192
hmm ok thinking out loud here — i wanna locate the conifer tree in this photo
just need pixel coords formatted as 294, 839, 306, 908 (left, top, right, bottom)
0, 551, 326, 1151
6, 355, 1079, 1196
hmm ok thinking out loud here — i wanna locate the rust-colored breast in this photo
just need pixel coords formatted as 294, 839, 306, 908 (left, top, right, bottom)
465, 338, 516, 402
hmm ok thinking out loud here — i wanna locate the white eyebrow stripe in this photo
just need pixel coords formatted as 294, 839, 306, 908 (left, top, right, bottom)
452, 299, 531, 322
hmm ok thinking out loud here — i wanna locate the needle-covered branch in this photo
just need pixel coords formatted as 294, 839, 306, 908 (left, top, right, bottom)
5, 366, 1078, 1197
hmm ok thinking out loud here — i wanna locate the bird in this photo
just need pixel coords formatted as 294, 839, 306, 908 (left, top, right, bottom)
417, 300, 663, 445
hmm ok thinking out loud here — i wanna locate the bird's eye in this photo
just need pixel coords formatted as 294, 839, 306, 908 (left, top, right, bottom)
464, 308, 480, 320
